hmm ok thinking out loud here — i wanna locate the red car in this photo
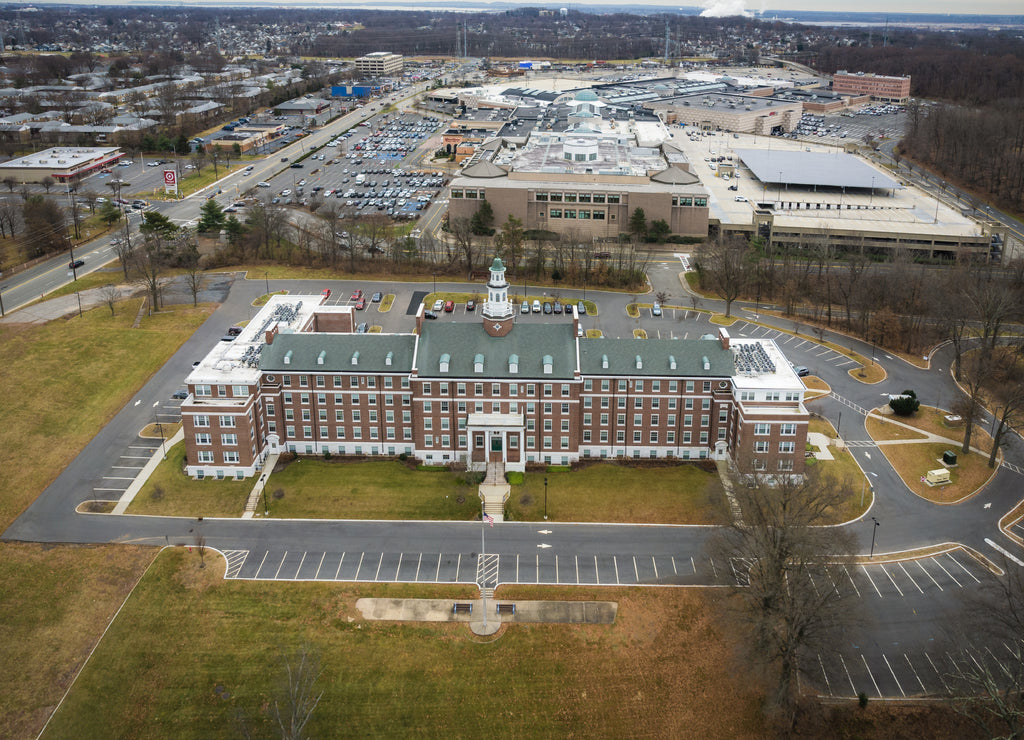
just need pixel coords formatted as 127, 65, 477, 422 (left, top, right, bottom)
321, 288, 332, 300
355, 299, 366, 310
350, 289, 363, 301
443, 300, 455, 312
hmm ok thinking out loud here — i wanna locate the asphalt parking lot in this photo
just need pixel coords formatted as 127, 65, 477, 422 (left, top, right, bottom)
253, 111, 447, 220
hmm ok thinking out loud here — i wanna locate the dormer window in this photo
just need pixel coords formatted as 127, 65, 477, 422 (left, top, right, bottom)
439, 353, 450, 373
635, 355, 643, 370
601, 354, 609, 370
474, 353, 484, 373
317, 350, 326, 366
284, 350, 293, 365
351, 351, 360, 366
508, 354, 519, 374
542, 354, 553, 375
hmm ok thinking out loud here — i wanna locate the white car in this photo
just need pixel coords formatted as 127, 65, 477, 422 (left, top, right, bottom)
734, 195, 748, 202
432, 299, 444, 312
532, 300, 541, 313
257, 182, 271, 188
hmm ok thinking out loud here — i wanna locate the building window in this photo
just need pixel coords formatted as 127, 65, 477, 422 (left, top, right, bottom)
195, 433, 211, 445
755, 423, 770, 435
223, 452, 240, 464
778, 459, 794, 472
779, 441, 796, 453
550, 209, 562, 218
197, 451, 214, 463
195, 415, 209, 427
781, 423, 796, 436
755, 441, 769, 453
195, 384, 211, 397
221, 434, 237, 446
535, 192, 548, 201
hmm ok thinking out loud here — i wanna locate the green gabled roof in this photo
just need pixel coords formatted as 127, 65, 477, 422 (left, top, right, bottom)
418, 322, 576, 379
579, 338, 734, 377
260, 333, 417, 373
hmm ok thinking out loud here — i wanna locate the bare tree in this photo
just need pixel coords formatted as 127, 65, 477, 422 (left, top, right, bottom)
955, 347, 993, 455
985, 347, 1024, 468
696, 233, 752, 318
942, 562, 1024, 738
273, 644, 325, 740
99, 284, 122, 316
449, 216, 477, 278
710, 467, 861, 729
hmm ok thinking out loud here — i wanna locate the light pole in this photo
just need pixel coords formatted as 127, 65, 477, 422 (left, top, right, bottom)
432, 272, 436, 294
0, 285, 5, 317
262, 474, 269, 516
869, 176, 875, 207
870, 517, 880, 558
544, 476, 548, 520
68, 238, 78, 281
264, 271, 270, 295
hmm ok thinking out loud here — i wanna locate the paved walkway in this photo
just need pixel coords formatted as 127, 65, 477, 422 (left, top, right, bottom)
0, 282, 139, 324
355, 597, 617, 635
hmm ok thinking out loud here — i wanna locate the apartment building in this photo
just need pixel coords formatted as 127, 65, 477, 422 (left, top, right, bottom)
180, 261, 808, 480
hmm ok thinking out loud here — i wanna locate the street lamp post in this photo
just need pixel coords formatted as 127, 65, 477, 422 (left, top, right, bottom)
264, 271, 270, 295
262, 474, 269, 515
544, 476, 548, 520
432, 272, 436, 294
870, 517, 880, 558
68, 239, 78, 281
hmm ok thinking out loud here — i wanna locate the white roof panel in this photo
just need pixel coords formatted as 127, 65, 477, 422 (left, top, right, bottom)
734, 149, 901, 190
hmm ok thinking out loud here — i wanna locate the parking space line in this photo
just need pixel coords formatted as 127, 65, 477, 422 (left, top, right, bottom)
395, 553, 403, 582
334, 553, 345, 580
455, 553, 462, 581
313, 552, 326, 579
434, 555, 441, 582
823, 566, 840, 595
594, 555, 599, 581
860, 565, 883, 597
293, 552, 307, 579
861, 654, 882, 697
882, 654, 905, 697
931, 556, 962, 587
516, 554, 520, 583
273, 552, 288, 579
354, 552, 365, 580
708, 557, 718, 580
916, 560, 943, 590
633, 556, 639, 582
817, 654, 833, 696
536, 554, 540, 583
807, 571, 821, 597
904, 654, 927, 694
690, 556, 696, 574
898, 562, 924, 593
254, 551, 269, 579
415, 553, 422, 581
839, 654, 857, 696
879, 565, 904, 596
671, 556, 677, 575
651, 557, 658, 580
614, 556, 620, 584
372, 554, 382, 581
984, 646, 1012, 680
576, 556, 580, 584
555, 555, 559, 583
945, 552, 981, 583
925, 653, 952, 694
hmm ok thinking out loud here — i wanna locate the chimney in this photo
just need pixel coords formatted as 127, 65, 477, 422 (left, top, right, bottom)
718, 327, 731, 350
265, 325, 279, 345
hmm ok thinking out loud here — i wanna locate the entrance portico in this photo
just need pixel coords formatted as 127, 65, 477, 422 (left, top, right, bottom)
467, 412, 524, 472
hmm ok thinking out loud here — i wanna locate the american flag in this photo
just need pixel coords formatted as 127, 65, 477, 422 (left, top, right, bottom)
483, 512, 494, 527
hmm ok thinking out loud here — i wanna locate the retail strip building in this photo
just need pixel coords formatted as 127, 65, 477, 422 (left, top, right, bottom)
180, 261, 809, 480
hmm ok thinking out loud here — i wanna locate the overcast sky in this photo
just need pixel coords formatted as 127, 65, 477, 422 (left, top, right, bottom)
13, 0, 1024, 17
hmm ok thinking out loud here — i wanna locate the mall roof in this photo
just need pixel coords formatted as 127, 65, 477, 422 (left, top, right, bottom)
734, 149, 902, 191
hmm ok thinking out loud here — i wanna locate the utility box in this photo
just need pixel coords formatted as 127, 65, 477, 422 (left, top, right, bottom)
926, 469, 951, 485
942, 450, 958, 466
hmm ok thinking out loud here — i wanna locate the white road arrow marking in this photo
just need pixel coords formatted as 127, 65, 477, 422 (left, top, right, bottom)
984, 502, 992, 509
538, 529, 551, 534
537, 543, 552, 549
864, 452, 872, 459
134, 400, 141, 406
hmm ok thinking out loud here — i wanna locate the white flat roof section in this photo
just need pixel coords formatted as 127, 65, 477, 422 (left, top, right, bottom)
734, 149, 902, 191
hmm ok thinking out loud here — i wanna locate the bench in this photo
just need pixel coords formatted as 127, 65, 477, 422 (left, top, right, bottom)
496, 603, 516, 615
452, 602, 473, 615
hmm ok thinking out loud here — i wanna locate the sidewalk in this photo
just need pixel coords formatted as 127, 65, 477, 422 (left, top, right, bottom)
0, 282, 140, 325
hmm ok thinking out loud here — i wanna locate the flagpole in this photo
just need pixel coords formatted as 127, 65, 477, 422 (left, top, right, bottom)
481, 501, 487, 630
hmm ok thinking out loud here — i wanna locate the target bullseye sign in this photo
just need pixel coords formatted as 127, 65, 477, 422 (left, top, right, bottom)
163, 169, 177, 193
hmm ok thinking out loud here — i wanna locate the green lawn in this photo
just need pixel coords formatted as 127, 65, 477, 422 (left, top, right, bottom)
127, 443, 251, 518
42, 549, 767, 740
506, 462, 729, 524
262, 458, 482, 520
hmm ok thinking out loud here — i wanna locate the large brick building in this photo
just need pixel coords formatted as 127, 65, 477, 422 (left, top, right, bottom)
832, 71, 911, 104
180, 261, 809, 480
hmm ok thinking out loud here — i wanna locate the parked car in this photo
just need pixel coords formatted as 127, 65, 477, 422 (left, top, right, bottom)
423, 310, 438, 319
351, 289, 363, 301
652, 302, 662, 317
432, 299, 444, 312
371, 292, 382, 303
521, 301, 530, 314
321, 288, 332, 300
577, 301, 587, 315
466, 299, 476, 311
542, 302, 552, 314
355, 299, 366, 310
552, 301, 562, 314
532, 300, 542, 313
356, 322, 368, 333
171, 389, 189, 400
794, 366, 810, 377
443, 300, 455, 312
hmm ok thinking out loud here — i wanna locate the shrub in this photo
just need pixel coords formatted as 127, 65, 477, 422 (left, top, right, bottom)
506, 471, 524, 485
889, 389, 920, 416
